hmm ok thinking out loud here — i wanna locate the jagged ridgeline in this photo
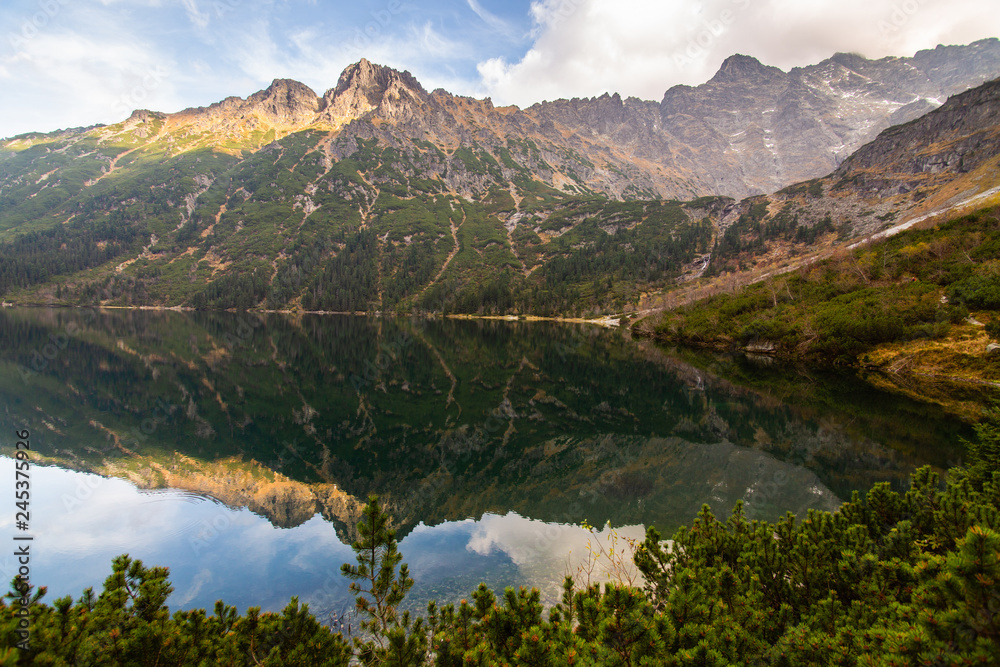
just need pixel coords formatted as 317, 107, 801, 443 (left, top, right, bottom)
3, 41, 1000, 314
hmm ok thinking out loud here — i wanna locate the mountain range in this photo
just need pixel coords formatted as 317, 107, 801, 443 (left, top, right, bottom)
2, 38, 1000, 316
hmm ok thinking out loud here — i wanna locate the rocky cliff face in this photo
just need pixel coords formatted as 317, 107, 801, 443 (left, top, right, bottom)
245, 78, 322, 127
168, 78, 321, 137
655, 39, 1000, 197
318, 38, 1000, 200
793, 75, 1000, 237
320, 58, 428, 126
835, 76, 1000, 192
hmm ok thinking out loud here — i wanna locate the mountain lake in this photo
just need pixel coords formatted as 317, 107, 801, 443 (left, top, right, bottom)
0, 306, 991, 623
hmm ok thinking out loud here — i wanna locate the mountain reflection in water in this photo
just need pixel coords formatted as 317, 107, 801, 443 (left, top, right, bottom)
0, 307, 980, 613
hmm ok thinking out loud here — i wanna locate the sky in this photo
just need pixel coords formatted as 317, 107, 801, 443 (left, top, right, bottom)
1, 0, 998, 138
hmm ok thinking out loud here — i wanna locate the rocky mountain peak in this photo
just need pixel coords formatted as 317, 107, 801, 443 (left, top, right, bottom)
829, 52, 871, 70
244, 78, 320, 127
710, 54, 785, 84
321, 59, 427, 123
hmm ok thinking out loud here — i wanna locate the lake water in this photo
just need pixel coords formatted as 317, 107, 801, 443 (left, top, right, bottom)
0, 307, 987, 621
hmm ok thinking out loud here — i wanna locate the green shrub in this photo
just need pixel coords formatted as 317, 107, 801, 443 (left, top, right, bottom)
948, 271, 1000, 309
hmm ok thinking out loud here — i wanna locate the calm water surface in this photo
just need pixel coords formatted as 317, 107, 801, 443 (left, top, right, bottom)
0, 307, 986, 619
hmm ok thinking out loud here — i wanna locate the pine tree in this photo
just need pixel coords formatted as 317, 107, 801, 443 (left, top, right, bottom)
341, 495, 427, 666
964, 406, 1000, 488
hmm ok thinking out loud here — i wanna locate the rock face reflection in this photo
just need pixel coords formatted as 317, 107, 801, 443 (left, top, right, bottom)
0, 307, 972, 539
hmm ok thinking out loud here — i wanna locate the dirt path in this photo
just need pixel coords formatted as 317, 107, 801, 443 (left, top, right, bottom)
86, 146, 142, 187
421, 205, 465, 295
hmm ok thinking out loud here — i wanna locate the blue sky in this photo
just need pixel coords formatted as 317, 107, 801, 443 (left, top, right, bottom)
1, 0, 998, 138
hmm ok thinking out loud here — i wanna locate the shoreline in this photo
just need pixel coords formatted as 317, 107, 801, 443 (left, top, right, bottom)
0, 302, 624, 327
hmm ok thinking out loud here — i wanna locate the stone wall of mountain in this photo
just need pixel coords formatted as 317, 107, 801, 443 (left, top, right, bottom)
165, 38, 1000, 200
5, 39, 1000, 206
164, 38, 1000, 200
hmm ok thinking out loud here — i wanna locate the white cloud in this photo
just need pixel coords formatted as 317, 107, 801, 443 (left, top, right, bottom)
466, 0, 518, 38
479, 0, 1000, 106
180, 0, 210, 29
410, 20, 464, 59
173, 568, 214, 606
0, 27, 182, 135
466, 512, 646, 584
